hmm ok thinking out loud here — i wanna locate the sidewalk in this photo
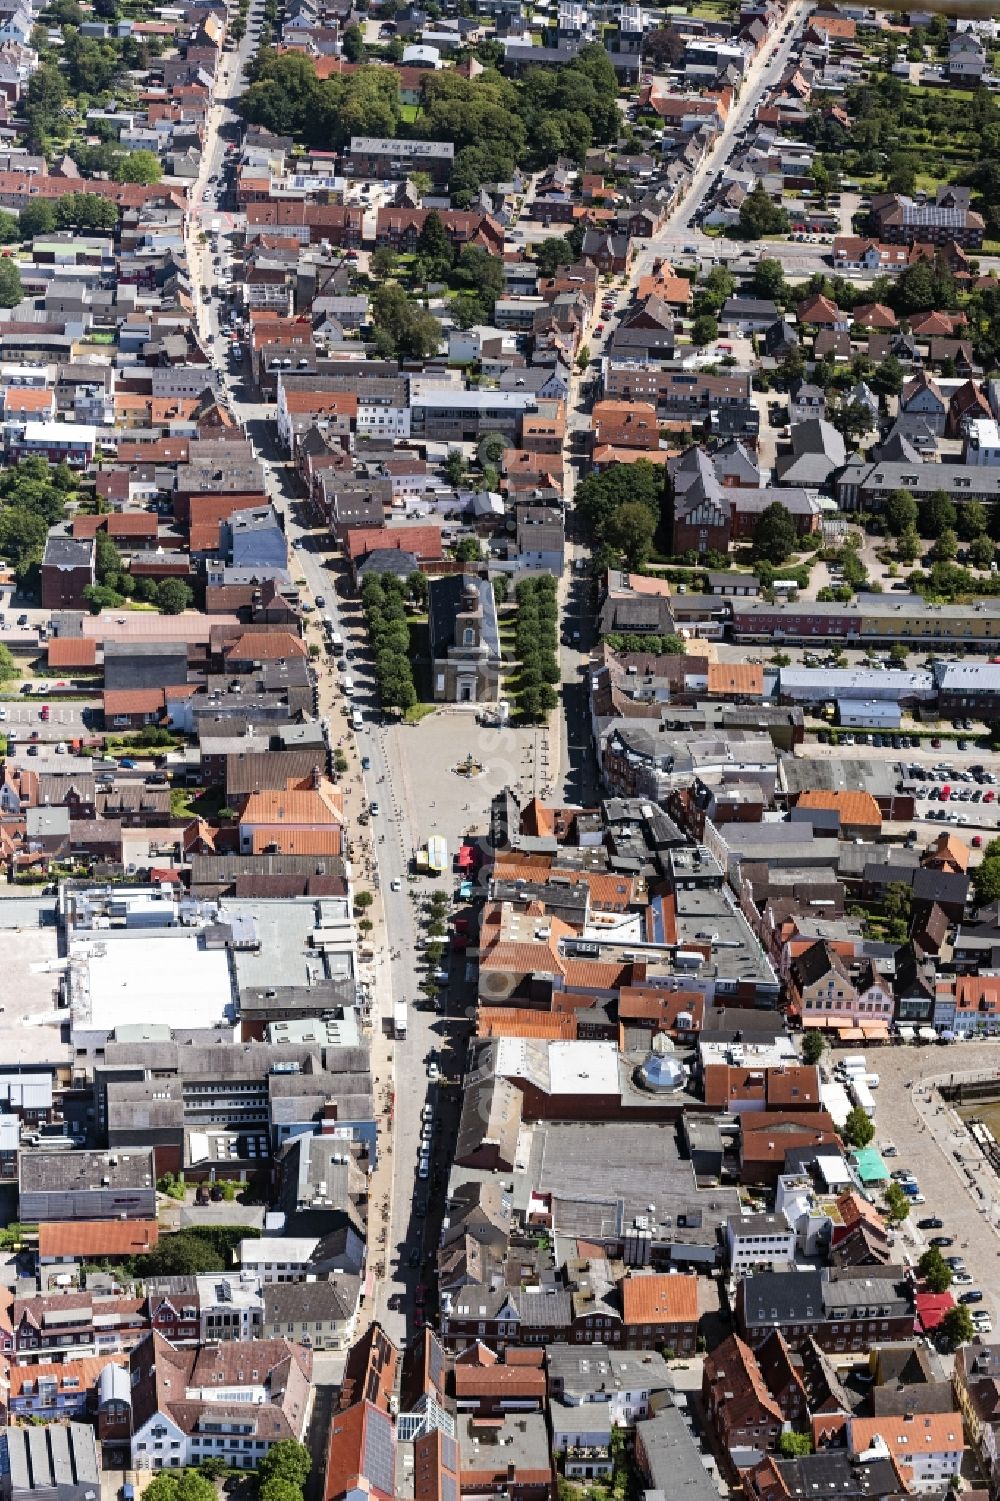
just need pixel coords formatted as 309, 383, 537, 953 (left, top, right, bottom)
315, 659, 397, 1320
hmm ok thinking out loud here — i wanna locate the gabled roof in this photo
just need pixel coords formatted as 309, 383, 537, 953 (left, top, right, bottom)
39, 1220, 159, 1258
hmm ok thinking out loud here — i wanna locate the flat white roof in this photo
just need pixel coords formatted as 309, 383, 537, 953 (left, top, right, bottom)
547, 1040, 621, 1095
240, 1236, 318, 1262
77, 929, 234, 1032
22, 420, 96, 442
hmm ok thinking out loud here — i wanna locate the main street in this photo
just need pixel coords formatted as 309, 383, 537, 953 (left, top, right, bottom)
184, 25, 445, 1352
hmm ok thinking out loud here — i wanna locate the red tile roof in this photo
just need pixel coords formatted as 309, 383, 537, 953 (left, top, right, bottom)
38, 1220, 159, 1258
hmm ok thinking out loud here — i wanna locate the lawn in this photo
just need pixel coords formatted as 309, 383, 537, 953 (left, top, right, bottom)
399, 103, 420, 124
404, 702, 438, 724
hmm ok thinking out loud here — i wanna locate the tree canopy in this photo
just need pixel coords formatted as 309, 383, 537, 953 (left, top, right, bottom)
752, 502, 798, 565
918, 1246, 953, 1293
240, 44, 620, 203
843, 1106, 875, 1149
371, 283, 441, 361
144, 1473, 217, 1501
575, 462, 665, 562
738, 183, 790, 239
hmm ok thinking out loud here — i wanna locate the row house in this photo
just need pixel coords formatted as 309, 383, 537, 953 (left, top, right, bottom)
736, 1269, 914, 1354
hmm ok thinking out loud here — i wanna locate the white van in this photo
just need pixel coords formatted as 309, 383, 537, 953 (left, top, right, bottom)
865, 1074, 880, 1089
351, 708, 364, 731
341, 677, 355, 697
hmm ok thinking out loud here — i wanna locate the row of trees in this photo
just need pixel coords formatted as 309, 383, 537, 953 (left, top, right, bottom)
241, 44, 620, 203
83, 528, 193, 615
513, 575, 558, 723
361, 573, 419, 713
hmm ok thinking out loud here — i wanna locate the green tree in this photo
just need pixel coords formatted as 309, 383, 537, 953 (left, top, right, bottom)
883, 488, 918, 538
478, 433, 508, 469
843, 1106, 875, 1149
576, 461, 663, 548
898, 526, 921, 564
370, 246, 398, 281
932, 528, 958, 563
371, 282, 441, 360
455, 536, 481, 562
0, 642, 18, 683
534, 235, 574, 278
973, 858, 1000, 906
342, 21, 364, 60
960, 499, 988, 540
779, 1433, 812, 1458
941, 1304, 975, 1349
18, 200, 57, 240
0, 508, 48, 570
455, 243, 503, 303
918, 1246, 953, 1293
443, 449, 467, 486
691, 313, 719, 347
0, 211, 18, 244
606, 500, 657, 569
142, 1231, 228, 1276
753, 257, 786, 302
696, 264, 735, 314
801, 1030, 825, 1065
920, 490, 957, 539
260, 1482, 301, 1501
752, 501, 797, 565
258, 1441, 311, 1492
870, 354, 904, 399
0, 258, 22, 308
94, 528, 122, 585
884, 1183, 911, 1225
738, 183, 790, 239
416, 209, 454, 274
971, 535, 995, 570
157, 578, 192, 614
23, 62, 66, 145
115, 149, 162, 184
889, 642, 909, 665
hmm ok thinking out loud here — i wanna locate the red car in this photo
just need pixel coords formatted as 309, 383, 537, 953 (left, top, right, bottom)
39, 705, 50, 721
595, 323, 605, 333
414, 1283, 426, 1307
985, 790, 996, 803
941, 785, 951, 802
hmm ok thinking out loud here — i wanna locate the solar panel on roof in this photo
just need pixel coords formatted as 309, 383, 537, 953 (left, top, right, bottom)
363, 1406, 394, 1497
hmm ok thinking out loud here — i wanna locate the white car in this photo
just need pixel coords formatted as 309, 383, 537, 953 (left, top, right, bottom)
427, 1062, 440, 1082
418, 1160, 429, 1180
390, 878, 401, 892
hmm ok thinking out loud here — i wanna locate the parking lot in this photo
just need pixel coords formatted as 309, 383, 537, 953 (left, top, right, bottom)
827, 1042, 1000, 1331
1, 698, 96, 745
